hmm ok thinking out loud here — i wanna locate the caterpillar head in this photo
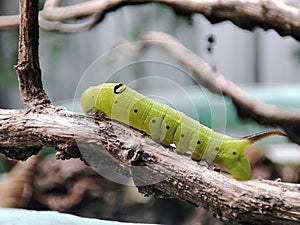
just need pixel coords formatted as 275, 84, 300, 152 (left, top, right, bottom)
81, 83, 127, 117
81, 85, 101, 114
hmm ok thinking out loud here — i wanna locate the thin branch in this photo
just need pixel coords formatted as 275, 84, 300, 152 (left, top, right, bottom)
31, 0, 300, 42
1, 0, 300, 41
0, 108, 299, 225
139, 31, 300, 145
0, 15, 20, 29
15, 0, 50, 108
38, 16, 101, 33
37, 0, 300, 40
43, 0, 60, 8
38, 0, 300, 40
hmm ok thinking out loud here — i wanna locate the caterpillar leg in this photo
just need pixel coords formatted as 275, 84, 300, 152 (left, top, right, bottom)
94, 111, 107, 121
191, 152, 202, 161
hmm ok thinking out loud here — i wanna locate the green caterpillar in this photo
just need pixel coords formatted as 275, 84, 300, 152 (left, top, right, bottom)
81, 83, 285, 181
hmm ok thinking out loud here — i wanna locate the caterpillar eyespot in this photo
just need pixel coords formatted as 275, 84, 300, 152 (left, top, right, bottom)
81, 83, 286, 181
114, 83, 126, 94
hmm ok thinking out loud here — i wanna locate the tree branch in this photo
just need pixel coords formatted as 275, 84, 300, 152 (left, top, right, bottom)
0, 108, 299, 224
0, 15, 20, 29
15, 0, 50, 108
138, 31, 300, 145
1, 0, 300, 42
39, 0, 300, 41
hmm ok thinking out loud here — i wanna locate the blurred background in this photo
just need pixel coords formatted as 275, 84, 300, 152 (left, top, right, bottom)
0, 1, 299, 224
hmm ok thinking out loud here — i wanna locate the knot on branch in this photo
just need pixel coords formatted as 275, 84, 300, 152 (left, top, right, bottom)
128, 148, 158, 166
14, 60, 31, 71
15, 60, 51, 109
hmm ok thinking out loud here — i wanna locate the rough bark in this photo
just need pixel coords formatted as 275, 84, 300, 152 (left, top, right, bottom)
0, 108, 299, 225
15, 0, 50, 108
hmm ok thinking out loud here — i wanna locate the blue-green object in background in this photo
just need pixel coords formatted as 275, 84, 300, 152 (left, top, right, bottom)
0, 208, 159, 225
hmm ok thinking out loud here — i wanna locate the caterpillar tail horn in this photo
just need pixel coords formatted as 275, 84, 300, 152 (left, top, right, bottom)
243, 131, 286, 144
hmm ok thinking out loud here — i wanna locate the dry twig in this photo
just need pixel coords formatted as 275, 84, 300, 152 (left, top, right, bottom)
0, 0, 300, 42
